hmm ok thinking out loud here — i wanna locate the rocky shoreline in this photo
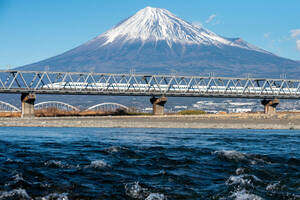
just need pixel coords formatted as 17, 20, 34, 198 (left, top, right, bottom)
0, 113, 299, 129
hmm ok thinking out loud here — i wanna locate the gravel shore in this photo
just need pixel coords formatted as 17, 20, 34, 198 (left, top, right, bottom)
0, 113, 299, 129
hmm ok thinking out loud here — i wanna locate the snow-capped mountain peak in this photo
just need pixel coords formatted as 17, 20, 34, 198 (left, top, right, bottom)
100, 6, 225, 47
96, 6, 267, 53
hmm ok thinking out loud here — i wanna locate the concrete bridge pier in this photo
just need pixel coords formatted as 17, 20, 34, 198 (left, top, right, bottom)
261, 99, 279, 115
150, 96, 167, 115
21, 93, 36, 118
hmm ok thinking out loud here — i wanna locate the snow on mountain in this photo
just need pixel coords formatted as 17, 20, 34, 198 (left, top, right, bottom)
91, 6, 267, 53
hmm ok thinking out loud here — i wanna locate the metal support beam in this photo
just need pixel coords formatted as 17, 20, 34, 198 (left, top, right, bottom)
150, 96, 167, 115
261, 99, 279, 115
21, 93, 36, 118
0, 70, 300, 99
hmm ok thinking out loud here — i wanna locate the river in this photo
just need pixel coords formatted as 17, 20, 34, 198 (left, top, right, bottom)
0, 127, 299, 199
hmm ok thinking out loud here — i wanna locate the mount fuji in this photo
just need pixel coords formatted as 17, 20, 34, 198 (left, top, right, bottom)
18, 7, 300, 77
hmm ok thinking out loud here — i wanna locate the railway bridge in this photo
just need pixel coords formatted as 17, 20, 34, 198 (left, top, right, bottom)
1, 70, 300, 117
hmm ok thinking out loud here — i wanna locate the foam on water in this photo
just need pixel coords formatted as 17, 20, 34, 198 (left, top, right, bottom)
45, 160, 67, 168
106, 146, 120, 153
214, 150, 246, 161
230, 189, 263, 200
44, 160, 78, 169
226, 174, 262, 188
145, 193, 166, 200
235, 168, 245, 175
4, 173, 26, 187
225, 166, 265, 200
124, 182, 166, 200
125, 182, 149, 199
213, 150, 269, 165
5, 158, 23, 163
266, 181, 281, 191
45, 159, 112, 170
12, 173, 24, 181
88, 160, 109, 169
226, 175, 253, 187
0, 189, 31, 199
105, 146, 127, 153
36, 192, 69, 200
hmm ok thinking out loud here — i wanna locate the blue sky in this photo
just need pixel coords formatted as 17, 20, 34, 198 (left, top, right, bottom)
1, 0, 300, 69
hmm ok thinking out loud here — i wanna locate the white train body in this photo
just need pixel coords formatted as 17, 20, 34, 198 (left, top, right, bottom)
41, 82, 300, 94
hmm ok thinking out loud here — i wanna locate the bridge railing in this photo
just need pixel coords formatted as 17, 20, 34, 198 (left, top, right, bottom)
0, 70, 300, 98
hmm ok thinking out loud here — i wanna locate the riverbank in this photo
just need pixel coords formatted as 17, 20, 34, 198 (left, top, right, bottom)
0, 113, 300, 129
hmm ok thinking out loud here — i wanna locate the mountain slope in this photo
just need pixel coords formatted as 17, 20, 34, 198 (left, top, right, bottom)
18, 7, 300, 78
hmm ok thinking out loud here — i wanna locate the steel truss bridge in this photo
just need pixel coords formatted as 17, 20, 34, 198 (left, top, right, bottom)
0, 101, 130, 112
34, 101, 79, 111
34, 101, 129, 112
1, 70, 300, 99
86, 103, 129, 112
0, 101, 21, 112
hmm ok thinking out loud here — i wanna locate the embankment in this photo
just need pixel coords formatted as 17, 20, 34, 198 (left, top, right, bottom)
0, 113, 299, 129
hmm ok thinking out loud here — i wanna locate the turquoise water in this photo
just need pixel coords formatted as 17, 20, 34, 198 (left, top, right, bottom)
0, 127, 299, 199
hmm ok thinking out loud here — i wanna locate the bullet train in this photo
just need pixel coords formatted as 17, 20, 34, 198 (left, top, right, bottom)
41, 82, 300, 94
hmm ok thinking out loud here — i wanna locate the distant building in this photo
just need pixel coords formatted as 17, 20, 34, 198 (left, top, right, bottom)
229, 108, 252, 113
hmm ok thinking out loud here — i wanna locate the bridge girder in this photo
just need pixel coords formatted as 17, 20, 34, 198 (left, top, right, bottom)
0, 70, 299, 99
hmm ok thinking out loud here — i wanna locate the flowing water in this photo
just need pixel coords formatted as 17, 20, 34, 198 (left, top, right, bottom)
0, 127, 299, 200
